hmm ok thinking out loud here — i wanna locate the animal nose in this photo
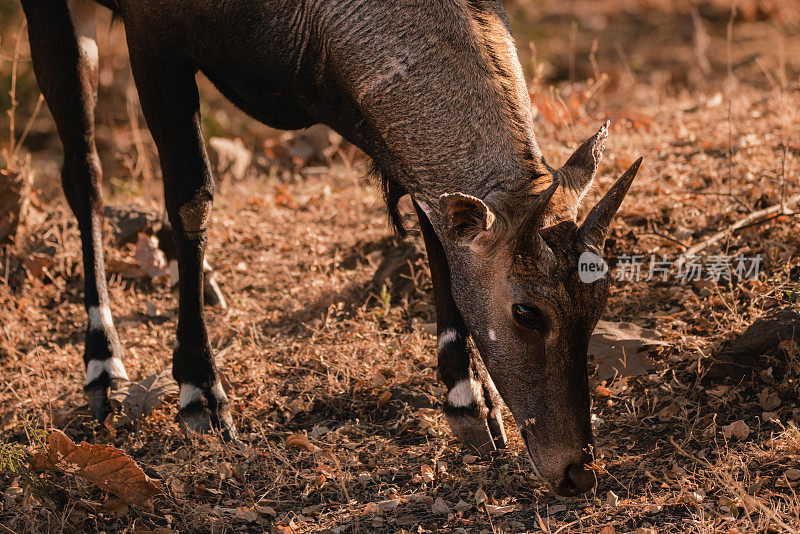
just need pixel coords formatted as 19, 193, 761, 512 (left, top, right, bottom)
558, 461, 596, 497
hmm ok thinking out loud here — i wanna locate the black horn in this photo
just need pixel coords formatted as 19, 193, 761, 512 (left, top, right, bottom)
578, 157, 643, 252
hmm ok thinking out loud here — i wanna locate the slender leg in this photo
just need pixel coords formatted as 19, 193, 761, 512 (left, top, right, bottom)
157, 217, 227, 309
127, 45, 236, 439
414, 203, 506, 454
22, 0, 128, 421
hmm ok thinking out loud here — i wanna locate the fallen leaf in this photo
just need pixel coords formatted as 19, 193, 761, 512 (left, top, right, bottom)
23, 253, 54, 281
758, 389, 781, 411
453, 500, 471, 512
134, 233, 168, 279
722, 420, 750, 440
485, 504, 515, 516
420, 465, 435, 483
606, 490, 619, 508
235, 507, 260, 523
589, 321, 668, 381
285, 434, 319, 452
255, 505, 277, 517
30, 430, 162, 504
376, 390, 392, 410
110, 370, 178, 421
431, 497, 451, 515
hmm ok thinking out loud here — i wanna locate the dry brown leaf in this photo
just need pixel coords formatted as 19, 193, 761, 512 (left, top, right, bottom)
722, 420, 751, 440
134, 233, 168, 279
589, 321, 667, 381
376, 390, 392, 410
285, 433, 319, 452
110, 370, 179, 421
485, 504, 515, 516
30, 430, 162, 504
23, 253, 54, 281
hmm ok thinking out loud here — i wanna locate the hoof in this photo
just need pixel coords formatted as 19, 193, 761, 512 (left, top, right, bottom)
178, 405, 239, 442
446, 411, 505, 456
86, 378, 128, 423
86, 387, 112, 423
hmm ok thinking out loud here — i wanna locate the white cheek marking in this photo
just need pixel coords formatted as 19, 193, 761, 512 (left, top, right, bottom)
447, 379, 481, 408
88, 305, 114, 331
179, 384, 203, 408
437, 329, 459, 352
488, 329, 497, 341
85, 357, 128, 384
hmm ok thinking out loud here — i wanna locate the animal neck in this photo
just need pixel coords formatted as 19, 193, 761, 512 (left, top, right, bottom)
313, 0, 545, 222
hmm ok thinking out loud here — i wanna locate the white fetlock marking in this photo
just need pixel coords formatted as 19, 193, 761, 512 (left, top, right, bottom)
447, 379, 482, 408
179, 384, 203, 408
437, 329, 459, 352
85, 357, 128, 385
211, 380, 229, 402
180, 381, 227, 408
88, 305, 114, 332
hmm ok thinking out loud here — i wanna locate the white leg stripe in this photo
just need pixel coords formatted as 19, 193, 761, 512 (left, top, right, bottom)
437, 329, 459, 352
68, 0, 98, 69
85, 357, 128, 385
447, 379, 481, 408
179, 384, 203, 408
179, 381, 228, 408
88, 305, 114, 332
211, 381, 229, 401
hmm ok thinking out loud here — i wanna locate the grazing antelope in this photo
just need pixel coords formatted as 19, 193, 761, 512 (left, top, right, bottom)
21, 0, 641, 496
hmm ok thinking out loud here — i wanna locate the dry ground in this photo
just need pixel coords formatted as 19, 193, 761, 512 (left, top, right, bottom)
1, 1, 800, 533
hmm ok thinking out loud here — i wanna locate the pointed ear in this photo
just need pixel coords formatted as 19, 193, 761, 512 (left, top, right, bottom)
439, 193, 496, 248
561, 120, 609, 197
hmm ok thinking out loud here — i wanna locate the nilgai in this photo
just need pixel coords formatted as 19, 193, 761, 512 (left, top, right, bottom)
20, 0, 642, 496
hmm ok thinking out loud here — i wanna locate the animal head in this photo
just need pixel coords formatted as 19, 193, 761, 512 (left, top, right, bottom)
439, 122, 642, 496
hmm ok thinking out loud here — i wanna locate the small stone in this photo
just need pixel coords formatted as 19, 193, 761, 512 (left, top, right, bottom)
785, 468, 800, 481
462, 454, 478, 464
605, 490, 619, 508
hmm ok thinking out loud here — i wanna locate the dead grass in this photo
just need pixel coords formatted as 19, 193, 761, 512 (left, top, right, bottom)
1, 1, 800, 533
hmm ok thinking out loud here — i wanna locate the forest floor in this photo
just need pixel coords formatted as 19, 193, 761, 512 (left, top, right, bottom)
1, 1, 800, 533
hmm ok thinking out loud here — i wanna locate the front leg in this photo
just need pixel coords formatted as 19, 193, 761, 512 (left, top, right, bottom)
129, 48, 236, 440
415, 203, 506, 455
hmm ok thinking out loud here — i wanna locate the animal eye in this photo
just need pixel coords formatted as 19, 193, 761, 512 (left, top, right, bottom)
512, 304, 546, 332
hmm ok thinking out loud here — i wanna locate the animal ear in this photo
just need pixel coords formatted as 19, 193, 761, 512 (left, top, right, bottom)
439, 193, 496, 248
561, 120, 609, 196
